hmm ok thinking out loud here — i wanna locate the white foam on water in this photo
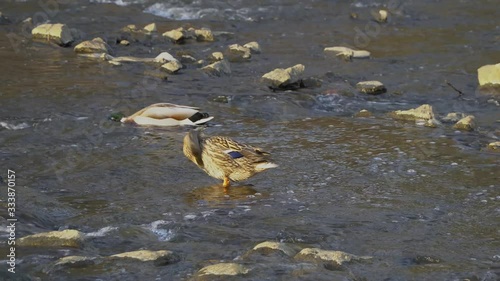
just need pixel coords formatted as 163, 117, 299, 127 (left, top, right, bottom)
85, 226, 118, 237
89, 0, 144, 6
145, 220, 175, 241
0, 121, 29, 130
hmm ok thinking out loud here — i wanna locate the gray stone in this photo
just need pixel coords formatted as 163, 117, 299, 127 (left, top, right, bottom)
356, 80, 386, 94
243, 41, 261, 54
119, 39, 130, 46
453, 115, 476, 131
18, 229, 84, 248
294, 248, 372, 269
122, 24, 138, 32
74, 37, 111, 54
372, 9, 388, 23
262, 64, 305, 88
478, 63, 500, 87
161, 60, 183, 74
154, 52, 179, 64
202, 60, 231, 76
32, 23, 74, 46
197, 263, 249, 276
391, 104, 436, 121
181, 55, 197, 64
110, 250, 179, 265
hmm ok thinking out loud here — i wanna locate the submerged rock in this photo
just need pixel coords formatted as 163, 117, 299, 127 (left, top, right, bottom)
110, 250, 179, 266
324, 46, 370, 59
478, 63, 500, 87
356, 80, 386, 94
228, 44, 251, 60
201, 59, 231, 76
453, 115, 476, 131
197, 263, 249, 277
161, 60, 183, 74
355, 109, 372, 117
74, 37, 111, 54
32, 23, 74, 46
442, 112, 467, 123
250, 241, 299, 257
0, 11, 11, 25
54, 255, 97, 267
18, 229, 84, 248
391, 104, 436, 121
262, 64, 305, 88
294, 248, 372, 269
243, 41, 261, 54
181, 54, 197, 64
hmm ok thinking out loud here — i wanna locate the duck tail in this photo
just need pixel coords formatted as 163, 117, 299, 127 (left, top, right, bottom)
189, 112, 213, 125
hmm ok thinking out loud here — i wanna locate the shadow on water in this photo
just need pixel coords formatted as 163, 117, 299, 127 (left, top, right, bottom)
184, 184, 270, 208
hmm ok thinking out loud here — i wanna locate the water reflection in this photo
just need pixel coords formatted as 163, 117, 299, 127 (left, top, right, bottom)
184, 184, 268, 207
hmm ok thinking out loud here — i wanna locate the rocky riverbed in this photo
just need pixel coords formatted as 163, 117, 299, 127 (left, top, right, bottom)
0, 0, 499, 280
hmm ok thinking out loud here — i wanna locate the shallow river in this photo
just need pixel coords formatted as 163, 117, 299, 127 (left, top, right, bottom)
0, 0, 499, 280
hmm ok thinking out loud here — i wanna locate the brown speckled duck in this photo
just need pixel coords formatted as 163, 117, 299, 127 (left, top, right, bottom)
183, 130, 277, 191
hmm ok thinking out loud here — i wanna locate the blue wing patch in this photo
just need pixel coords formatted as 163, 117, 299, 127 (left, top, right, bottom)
227, 151, 244, 159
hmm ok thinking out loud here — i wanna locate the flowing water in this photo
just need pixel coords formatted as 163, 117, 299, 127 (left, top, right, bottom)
0, 0, 499, 280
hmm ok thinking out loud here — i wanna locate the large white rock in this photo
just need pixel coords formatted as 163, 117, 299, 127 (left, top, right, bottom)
478, 63, 500, 86
262, 64, 305, 87
18, 229, 84, 248
32, 23, 74, 46
74, 37, 111, 54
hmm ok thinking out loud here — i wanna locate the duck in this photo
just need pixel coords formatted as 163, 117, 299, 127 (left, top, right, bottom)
183, 130, 278, 191
110, 103, 213, 126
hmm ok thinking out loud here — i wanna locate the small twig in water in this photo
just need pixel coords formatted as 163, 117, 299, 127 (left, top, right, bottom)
445, 80, 465, 97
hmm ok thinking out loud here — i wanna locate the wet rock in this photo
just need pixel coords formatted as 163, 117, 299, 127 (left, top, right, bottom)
228, 44, 251, 60
355, 109, 372, 117
487, 141, 500, 151
18, 229, 84, 248
372, 9, 388, 23
74, 37, 111, 54
442, 112, 467, 123
162, 28, 185, 43
110, 250, 179, 266
302, 77, 322, 88
356, 80, 386, 94
262, 64, 305, 88
294, 248, 372, 269
195, 28, 215, 42
478, 63, 500, 87
143, 23, 157, 33
453, 115, 476, 131
119, 39, 130, 46
208, 52, 224, 62
197, 263, 249, 277
391, 104, 436, 121
201, 60, 231, 76
143, 70, 169, 80
250, 241, 299, 257
161, 60, 183, 74
32, 23, 74, 46
0, 11, 11, 25
154, 52, 179, 64
54, 255, 97, 267
122, 24, 138, 33
324, 46, 370, 59
243, 41, 261, 54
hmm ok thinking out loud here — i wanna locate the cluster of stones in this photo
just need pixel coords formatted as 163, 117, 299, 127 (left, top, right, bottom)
18, 230, 373, 279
